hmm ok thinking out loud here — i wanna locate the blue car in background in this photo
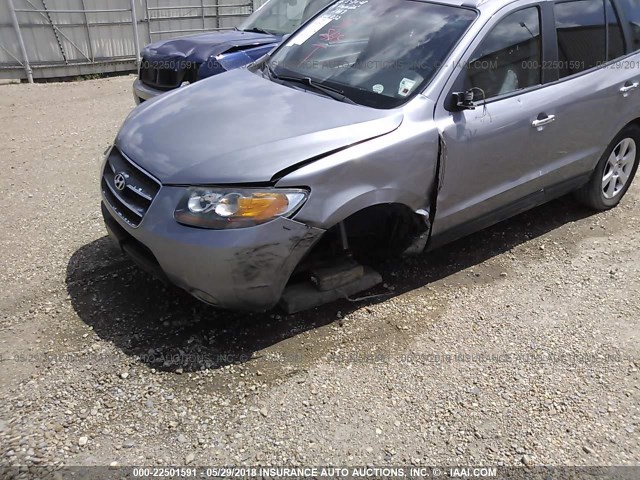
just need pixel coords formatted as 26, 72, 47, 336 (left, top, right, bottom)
133, 0, 333, 103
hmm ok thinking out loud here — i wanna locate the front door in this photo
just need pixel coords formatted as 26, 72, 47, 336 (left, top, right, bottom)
431, 3, 552, 243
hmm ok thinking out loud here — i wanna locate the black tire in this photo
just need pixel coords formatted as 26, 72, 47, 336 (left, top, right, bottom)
574, 124, 640, 211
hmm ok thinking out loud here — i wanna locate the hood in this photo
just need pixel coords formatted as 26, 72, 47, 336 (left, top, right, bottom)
116, 69, 403, 184
142, 30, 282, 64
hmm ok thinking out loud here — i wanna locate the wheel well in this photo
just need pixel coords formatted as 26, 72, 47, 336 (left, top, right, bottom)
628, 118, 640, 130
297, 204, 429, 272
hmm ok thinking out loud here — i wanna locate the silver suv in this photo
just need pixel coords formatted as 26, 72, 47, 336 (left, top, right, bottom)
101, 0, 640, 312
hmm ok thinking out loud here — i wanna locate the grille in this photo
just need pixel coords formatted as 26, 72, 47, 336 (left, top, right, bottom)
139, 61, 200, 90
101, 148, 161, 227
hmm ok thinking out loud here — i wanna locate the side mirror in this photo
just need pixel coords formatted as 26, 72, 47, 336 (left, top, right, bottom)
452, 90, 477, 110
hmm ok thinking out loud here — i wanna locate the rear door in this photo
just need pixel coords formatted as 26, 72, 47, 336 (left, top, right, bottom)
609, 0, 640, 128
543, 0, 640, 184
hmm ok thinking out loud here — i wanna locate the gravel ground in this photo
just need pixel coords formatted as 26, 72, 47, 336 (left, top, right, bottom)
0, 75, 639, 469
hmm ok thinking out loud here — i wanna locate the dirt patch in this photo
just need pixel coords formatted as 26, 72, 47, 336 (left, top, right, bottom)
0, 76, 638, 468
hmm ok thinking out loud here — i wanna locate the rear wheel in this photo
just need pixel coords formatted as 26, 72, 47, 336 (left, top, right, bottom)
574, 125, 640, 210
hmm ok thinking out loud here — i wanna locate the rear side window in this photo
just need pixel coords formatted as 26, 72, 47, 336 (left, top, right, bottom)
465, 7, 542, 100
606, 0, 626, 59
555, 0, 606, 78
618, 0, 640, 51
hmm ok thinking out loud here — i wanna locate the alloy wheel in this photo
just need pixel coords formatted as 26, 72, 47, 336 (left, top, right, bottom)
602, 138, 637, 199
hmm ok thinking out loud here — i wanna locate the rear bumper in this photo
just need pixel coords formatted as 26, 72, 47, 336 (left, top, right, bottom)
132, 78, 165, 104
101, 192, 325, 311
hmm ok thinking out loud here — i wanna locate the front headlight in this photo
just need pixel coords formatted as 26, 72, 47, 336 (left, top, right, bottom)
174, 187, 308, 229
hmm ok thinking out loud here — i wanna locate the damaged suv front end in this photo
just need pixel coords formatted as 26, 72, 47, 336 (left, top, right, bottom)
103, 0, 479, 311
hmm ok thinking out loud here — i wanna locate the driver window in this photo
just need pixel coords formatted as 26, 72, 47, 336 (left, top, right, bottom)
465, 7, 542, 101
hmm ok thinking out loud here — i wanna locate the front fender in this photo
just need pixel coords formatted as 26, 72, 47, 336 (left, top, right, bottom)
276, 110, 441, 229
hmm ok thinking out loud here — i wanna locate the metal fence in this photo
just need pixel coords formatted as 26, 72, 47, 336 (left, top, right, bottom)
0, 0, 255, 82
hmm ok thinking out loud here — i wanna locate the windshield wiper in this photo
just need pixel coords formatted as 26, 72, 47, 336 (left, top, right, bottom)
265, 66, 357, 105
241, 26, 273, 35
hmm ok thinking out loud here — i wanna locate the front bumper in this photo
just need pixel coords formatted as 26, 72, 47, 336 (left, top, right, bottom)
132, 78, 165, 104
101, 188, 325, 311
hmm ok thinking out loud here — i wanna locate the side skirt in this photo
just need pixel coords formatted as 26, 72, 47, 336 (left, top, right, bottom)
426, 173, 591, 251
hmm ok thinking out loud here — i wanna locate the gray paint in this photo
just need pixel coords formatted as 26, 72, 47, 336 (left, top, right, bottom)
117, 69, 403, 185
276, 94, 440, 229
103, 185, 324, 311
104, 0, 640, 311
430, 0, 640, 239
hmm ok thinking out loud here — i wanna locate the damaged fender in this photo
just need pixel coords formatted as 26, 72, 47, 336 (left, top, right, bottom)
276, 96, 442, 240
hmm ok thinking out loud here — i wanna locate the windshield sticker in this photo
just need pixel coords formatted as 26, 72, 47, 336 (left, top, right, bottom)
287, 0, 368, 46
319, 28, 345, 43
372, 84, 384, 94
398, 78, 416, 97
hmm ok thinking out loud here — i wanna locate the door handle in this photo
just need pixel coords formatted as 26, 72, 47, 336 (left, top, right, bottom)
532, 115, 556, 129
620, 82, 639, 96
